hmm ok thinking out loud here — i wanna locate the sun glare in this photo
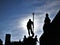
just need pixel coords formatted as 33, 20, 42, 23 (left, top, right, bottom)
18, 15, 44, 45
20, 15, 39, 33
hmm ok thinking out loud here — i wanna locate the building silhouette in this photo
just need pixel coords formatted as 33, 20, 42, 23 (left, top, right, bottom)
5, 34, 11, 45
0, 39, 3, 45
11, 41, 22, 45
4, 34, 37, 45
40, 10, 60, 45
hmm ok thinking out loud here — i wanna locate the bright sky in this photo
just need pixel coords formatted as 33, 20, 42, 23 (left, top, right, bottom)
0, 0, 60, 44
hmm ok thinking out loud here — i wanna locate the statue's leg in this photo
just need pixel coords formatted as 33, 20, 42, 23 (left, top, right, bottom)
28, 29, 30, 36
31, 28, 34, 37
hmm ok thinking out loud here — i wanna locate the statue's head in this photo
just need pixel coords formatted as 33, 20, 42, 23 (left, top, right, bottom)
29, 19, 31, 21
46, 13, 48, 17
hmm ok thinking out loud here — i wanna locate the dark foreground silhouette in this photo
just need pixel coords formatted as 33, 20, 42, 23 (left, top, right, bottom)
0, 10, 60, 45
0, 34, 38, 45
40, 10, 60, 45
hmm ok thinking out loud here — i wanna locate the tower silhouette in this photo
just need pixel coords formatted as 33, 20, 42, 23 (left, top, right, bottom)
5, 34, 11, 45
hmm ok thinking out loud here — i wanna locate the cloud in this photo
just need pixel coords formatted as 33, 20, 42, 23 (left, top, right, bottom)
0, 0, 60, 44
33, 0, 60, 21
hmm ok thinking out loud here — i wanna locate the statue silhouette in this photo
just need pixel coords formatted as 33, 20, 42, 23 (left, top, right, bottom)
27, 19, 34, 37
43, 13, 51, 33
44, 13, 51, 24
